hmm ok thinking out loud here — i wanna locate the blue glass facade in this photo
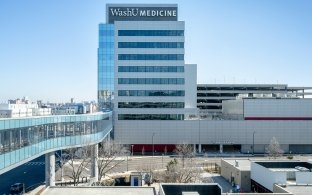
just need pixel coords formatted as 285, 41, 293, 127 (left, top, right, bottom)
0, 112, 112, 173
98, 24, 114, 110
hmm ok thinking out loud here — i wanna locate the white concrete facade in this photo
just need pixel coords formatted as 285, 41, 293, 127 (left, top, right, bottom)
244, 99, 312, 118
115, 119, 312, 153
114, 20, 197, 120
251, 162, 287, 192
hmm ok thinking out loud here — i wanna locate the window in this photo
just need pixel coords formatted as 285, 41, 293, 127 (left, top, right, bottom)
118, 114, 184, 120
118, 102, 185, 108
118, 90, 185, 96
118, 78, 184, 85
118, 66, 184, 72
118, 30, 184, 36
118, 54, 184, 61
118, 42, 184, 48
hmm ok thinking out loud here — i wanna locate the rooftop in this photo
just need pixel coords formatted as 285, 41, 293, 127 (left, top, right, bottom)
42, 186, 156, 195
281, 185, 312, 195
223, 159, 251, 171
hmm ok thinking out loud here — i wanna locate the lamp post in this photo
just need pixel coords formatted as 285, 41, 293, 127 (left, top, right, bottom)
126, 155, 128, 172
131, 144, 134, 156
152, 133, 155, 157
252, 131, 256, 155
60, 150, 64, 181
198, 119, 201, 154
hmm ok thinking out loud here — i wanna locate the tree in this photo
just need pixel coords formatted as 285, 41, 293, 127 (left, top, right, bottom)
266, 137, 284, 159
174, 143, 194, 168
63, 146, 92, 186
159, 158, 202, 183
97, 140, 129, 182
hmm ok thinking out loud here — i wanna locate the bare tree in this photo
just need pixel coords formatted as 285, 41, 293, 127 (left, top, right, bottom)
159, 158, 202, 183
266, 137, 284, 159
63, 146, 92, 186
97, 140, 129, 182
174, 143, 194, 168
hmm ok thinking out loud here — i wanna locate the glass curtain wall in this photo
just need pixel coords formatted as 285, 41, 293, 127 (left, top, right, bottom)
98, 24, 115, 110
0, 113, 112, 170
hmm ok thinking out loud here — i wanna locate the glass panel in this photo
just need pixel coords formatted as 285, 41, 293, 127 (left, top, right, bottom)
118, 54, 184, 61
118, 30, 184, 36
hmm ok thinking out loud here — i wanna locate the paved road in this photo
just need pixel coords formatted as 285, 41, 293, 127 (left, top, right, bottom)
55, 155, 221, 181
56, 154, 312, 181
0, 156, 45, 195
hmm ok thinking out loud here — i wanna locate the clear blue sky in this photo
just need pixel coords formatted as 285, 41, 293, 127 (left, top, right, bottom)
0, 0, 311, 102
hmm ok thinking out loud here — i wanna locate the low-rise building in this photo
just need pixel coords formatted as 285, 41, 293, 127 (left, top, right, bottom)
221, 159, 251, 192
0, 98, 52, 118
251, 161, 312, 194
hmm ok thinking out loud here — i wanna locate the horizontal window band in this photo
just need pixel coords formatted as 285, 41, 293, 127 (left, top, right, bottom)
118, 114, 184, 120
118, 42, 184, 48
118, 102, 185, 108
118, 90, 185, 97
118, 66, 184, 72
118, 78, 184, 85
118, 30, 184, 36
118, 54, 184, 61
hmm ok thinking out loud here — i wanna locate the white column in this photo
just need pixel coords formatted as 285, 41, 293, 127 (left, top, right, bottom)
91, 144, 99, 182
198, 144, 202, 153
45, 152, 55, 187
193, 144, 196, 153
220, 144, 223, 153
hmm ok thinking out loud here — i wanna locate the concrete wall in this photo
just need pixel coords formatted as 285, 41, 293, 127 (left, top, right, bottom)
115, 120, 312, 150
220, 160, 234, 183
251, 162, 286, 192
184, 64, 197, 110
296, 172, 312, 184
244, 99, 312, 118
220, 160, 250, 192
273, 184, 292, 194
222, 100, 243, 115
240, 170, 251, 192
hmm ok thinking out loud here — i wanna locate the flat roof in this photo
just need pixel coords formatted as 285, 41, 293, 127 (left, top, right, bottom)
255, 161, 312, 170
160, 184, 221, 195
223, 159, 251, 171
42, 186, 156, 195
282, 185, 312, 195
269, 168, 299, 172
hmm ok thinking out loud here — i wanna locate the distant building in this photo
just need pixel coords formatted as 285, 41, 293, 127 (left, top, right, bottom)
197, 84, 312, 114
0, 97, 51, 118
51, 102, 97, 115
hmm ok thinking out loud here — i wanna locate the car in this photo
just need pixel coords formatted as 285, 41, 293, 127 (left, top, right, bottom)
10, 183, 24, 193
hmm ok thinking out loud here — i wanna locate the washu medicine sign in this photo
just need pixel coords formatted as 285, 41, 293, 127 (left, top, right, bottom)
108, 6, 178, 23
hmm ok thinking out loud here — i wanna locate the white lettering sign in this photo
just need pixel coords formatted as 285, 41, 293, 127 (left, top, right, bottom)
110, 8, 177, 17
